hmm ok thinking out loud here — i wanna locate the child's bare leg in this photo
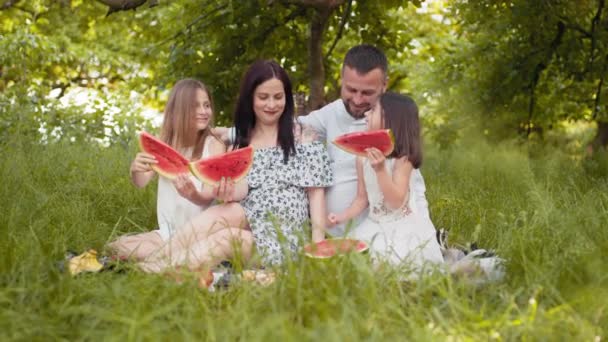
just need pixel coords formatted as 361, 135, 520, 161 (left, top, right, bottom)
139, 228, 254, 273
107, 231, 164, 261
149, 202, 248, 261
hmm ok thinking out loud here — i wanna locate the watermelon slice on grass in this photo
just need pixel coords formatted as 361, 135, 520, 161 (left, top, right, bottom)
332, 129, 395, 157
304, 238, 369, 259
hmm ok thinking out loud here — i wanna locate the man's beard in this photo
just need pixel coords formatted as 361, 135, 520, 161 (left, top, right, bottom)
343, 100, 369, 120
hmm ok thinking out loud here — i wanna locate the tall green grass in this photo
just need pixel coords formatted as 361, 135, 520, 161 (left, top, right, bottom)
0, 137, 606, 340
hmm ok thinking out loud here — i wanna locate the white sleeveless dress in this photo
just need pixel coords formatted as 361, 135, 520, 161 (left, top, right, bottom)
155, 138, 212, 240
349, 159, 444, 270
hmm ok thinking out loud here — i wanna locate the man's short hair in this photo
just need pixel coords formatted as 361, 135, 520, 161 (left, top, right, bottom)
343, 44, 388, 76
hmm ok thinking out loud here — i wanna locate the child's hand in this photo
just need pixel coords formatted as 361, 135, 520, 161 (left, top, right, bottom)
365, 147, 386, 172
130, 152, 157, 173
327, 212, 341, 227
173, 174, 198, 201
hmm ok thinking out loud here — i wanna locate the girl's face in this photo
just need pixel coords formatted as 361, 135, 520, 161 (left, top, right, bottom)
192, 88, 213, 131
365, 102, 383, 130
253, 78, 285, 126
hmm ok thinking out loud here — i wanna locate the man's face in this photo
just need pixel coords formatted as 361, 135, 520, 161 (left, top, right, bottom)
340, 66, 387, 119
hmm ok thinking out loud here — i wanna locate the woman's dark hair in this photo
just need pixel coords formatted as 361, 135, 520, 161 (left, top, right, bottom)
380, 92, 422, 168
232, 60, 296, 163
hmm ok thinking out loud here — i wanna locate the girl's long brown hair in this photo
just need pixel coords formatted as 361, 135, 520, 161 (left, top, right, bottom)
380, 92, 422, 168
159, 79, 218, 160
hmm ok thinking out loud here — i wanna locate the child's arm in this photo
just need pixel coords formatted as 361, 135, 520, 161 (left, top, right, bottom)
328, 157, 369, 226
307, 187, 327, 242
130, 152, 157, 188
367, 148, 412, 210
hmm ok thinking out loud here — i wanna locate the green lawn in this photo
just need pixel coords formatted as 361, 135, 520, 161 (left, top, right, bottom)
1, 138, 606, 340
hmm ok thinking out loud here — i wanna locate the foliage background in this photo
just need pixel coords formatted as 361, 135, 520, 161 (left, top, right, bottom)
1, 0, 607, 339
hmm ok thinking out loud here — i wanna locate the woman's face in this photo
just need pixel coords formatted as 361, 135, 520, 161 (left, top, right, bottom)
192, 88, 213, 131
253, 78, 286, 126
365, 101, 383, 130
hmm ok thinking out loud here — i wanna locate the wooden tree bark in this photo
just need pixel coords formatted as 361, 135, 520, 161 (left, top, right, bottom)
300, 0, 345, 111
308, 6, 331, 111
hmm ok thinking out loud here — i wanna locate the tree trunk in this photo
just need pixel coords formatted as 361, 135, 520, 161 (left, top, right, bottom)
591, 121, 608, 150
308, 7, 331, 111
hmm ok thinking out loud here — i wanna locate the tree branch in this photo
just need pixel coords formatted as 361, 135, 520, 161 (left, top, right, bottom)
0, 0, 19, 10
592, 53, 608, 120
95, 0, 150, 16
324, 0, 352, 59
526, 21, 565, 137
588, 0, 605, 70
150, 3, 229, 48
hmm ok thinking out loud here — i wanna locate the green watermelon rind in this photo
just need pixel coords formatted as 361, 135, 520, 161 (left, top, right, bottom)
139, 132, 190, 180
332, 129, 395, 157
189, 146, 254, 186
303, 238, 369, 259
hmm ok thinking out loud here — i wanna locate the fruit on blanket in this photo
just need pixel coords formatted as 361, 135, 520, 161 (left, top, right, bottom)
332, 129, 395, 156
139, 132, 190, 179
189, 146, 254, 186
67, 249, 104, 275
304, 238, 369, 259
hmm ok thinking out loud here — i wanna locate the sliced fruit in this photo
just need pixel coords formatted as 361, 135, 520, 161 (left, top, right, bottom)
332, 129, 395, 156
304, 238, 369, 259
139, 132, 190, 179
189, 146, 254, 186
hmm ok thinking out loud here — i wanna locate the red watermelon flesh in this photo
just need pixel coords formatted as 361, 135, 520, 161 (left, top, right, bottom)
304, 238, 369, 259
139, 132, 190, 179
189, 146, 254, 186
332, 129, 395, 156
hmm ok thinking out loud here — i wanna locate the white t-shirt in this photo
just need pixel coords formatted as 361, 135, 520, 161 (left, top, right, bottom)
156, 138, 212, 240
298, 99, 430, 236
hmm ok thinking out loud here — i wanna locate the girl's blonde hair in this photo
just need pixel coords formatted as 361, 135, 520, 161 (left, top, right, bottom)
160, 79, 216, 160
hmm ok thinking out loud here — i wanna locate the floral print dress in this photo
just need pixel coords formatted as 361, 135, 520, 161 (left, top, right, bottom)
242, 141, 333, 266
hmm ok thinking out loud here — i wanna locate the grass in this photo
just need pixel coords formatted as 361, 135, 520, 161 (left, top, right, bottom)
0, 136, 606, 340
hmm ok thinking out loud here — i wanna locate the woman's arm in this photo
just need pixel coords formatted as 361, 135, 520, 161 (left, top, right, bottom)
328, 157, 369, 226
130, 152, 157, 188
367, 148, 412, 209
307, 187, 327, 242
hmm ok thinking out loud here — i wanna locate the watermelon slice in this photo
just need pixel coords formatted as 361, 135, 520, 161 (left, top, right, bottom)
332, 129, 395, 156
139, 132, 190, 179
304, 238, 369, 259
189, 146, 254, 186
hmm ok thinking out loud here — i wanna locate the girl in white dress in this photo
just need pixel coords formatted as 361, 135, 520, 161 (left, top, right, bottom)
328, 92, 443, 272
107, 79, 226, 261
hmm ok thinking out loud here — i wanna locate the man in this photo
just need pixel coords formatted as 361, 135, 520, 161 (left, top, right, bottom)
297, 44, 430, 236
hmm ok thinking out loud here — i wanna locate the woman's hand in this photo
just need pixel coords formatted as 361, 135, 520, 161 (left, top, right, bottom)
173, 174, 199, 201
366, 147, 386, 172
130, 152, 157, 173
214, 177, 236, 203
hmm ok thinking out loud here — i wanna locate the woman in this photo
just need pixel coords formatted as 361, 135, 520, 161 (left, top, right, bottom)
140, 60, 332, 273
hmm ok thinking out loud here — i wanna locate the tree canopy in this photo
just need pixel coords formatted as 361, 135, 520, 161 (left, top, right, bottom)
1, 0, 607, 151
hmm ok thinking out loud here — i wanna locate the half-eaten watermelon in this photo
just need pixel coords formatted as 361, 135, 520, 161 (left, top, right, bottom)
304, 238, 369, 259
189, 146, 254, 186
332, 129, 395, 156
139, 132, 190, 179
